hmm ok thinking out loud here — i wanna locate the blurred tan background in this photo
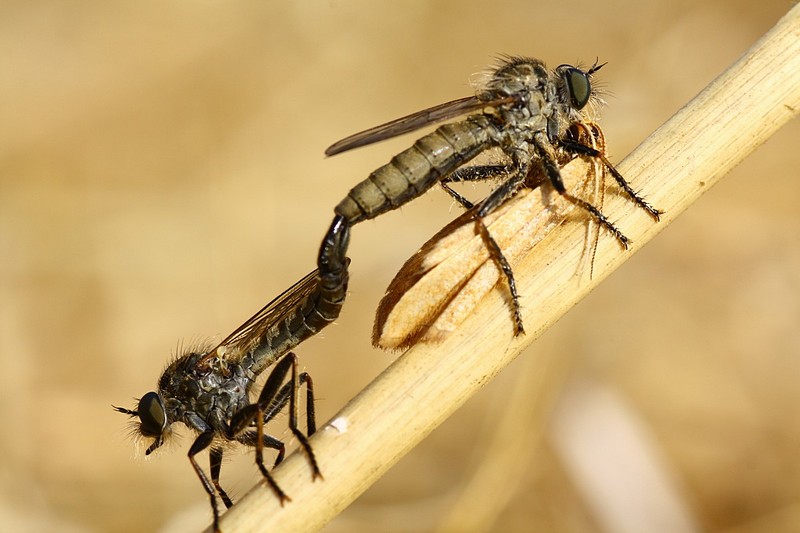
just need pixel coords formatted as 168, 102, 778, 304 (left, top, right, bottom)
2, 1, 799, 532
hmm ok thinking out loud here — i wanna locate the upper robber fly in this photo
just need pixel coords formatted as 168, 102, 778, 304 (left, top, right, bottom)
327, 57, 660, 334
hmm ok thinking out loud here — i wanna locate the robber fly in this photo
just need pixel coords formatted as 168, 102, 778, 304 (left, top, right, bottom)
114, 216, 350, 532
327, 56, 661, 334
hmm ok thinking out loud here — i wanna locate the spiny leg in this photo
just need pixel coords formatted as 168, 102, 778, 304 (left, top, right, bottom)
447, 164, 514, 184
464, 162, 530, 335
229, 377, 315, 496
281, 354, 322, 479
558, 138, 662, 221
474, 159, 527, 219
229, 362, 293, 503
441, 183, 475, 209
598, 154, 662, 220
247, 354, 320, 479
253, 400, 290, 503
560, 193, 630, 249
209, 447, 233, 509
254, 370, 318, 467
256, 368, 319, 472
303, 373, 317, 435
260, 372, 317, 437
188, 431, 223, 532
475, 217, 524, 335
532, 135, 631, 249
440, 164, 515, 210
235, 431, 286, 467
229, 353, 321, 504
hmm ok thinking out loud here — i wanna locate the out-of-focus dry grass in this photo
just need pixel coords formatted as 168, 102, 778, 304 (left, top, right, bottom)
1, 2, 798, 532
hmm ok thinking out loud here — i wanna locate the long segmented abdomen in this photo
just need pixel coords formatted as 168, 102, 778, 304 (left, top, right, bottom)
335, 116, 496, 223
245, 216, 351, 376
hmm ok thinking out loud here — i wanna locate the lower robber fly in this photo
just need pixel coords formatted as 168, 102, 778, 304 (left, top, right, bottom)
327, 56, 661, 335
114, 215, 350, 532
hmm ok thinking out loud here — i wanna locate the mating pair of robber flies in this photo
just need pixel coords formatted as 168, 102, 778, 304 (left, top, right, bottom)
114, 56, 660, 532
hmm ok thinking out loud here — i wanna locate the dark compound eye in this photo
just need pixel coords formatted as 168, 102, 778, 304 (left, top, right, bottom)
563, 67, 592, 109
137, 391, 167, 437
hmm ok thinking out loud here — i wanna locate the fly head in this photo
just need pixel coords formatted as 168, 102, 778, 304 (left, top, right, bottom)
113, 390, 169, 454
555, 60, 605, 111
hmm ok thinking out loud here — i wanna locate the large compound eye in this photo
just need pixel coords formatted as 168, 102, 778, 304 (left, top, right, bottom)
563, 67, 592, 109
137, 391, 167, 437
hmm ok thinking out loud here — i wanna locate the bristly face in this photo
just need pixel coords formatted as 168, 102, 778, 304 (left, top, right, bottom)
113, 390, 170, 454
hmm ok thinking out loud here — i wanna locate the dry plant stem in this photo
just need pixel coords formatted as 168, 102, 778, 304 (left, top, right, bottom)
213, 7, 800, 532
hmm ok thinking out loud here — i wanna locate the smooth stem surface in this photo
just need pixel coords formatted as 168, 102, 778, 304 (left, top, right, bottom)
213, 5, 800, 532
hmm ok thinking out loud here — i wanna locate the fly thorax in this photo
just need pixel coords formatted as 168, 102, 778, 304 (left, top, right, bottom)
496, 125, 535, 157
524, 89, 549, 122
163, 397, 185, 424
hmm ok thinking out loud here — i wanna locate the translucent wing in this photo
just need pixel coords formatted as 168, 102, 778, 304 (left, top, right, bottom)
325, 94, 517, 156
200, 268, 320, 364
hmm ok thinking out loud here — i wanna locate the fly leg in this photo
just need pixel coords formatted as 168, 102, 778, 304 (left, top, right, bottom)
188, 430, 223, 532
468, 161, 531, 335
439, 163, 527, 334
274, 353, 321, 478
209, 447, 233, 509
229, 353, 320, 505
558, 137, 663, 221
234, 370, 315, 467
255, 371, 317, 441
267, 371, 316, 436
302, 372, 316, 435
475, 219, 524, 335
440, 164, 514, 209
230, 358, 291, 505
532, 134, 631, 249
235, 431, 286, 466
250, 354, 319, 478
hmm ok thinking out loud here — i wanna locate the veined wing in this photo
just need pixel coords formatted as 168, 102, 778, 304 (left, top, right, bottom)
325, 94, 518, 156
199, 268, 320, 364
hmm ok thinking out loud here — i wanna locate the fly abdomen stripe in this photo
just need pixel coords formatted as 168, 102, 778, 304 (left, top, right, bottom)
247, 218, 350, 376
335, 116, 494, 223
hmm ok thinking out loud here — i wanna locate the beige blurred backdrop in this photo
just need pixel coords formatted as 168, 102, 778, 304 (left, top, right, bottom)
2, 1, 799, 532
